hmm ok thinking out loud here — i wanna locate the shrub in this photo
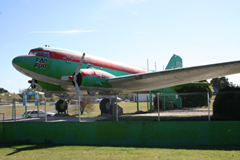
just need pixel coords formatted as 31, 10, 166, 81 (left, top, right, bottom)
213, 86, 240, 120
175, 85, 212, 108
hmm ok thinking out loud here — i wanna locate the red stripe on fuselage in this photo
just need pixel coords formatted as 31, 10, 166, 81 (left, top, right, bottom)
29, 49, 147, 74
19, 55, 35, 57
81, 70, 115, 78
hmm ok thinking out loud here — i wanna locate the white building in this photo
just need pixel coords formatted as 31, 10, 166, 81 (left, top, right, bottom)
130, 93, 155, 102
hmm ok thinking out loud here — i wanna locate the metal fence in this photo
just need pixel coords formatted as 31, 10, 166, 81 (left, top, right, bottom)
0, 92, 239, 122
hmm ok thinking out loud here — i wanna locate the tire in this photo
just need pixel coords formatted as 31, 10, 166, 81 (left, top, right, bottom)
55, 100, 68, 112
100, 98, 110, 114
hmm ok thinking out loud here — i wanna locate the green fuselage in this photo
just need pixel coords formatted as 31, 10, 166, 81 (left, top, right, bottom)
12, 47, 147, 94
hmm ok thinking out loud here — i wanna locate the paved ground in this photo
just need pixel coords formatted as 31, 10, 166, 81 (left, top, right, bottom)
130, 109, 213, 116
2, 109, 212, 122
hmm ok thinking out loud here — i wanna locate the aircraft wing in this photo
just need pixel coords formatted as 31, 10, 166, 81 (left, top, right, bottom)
108, 60, 240, 92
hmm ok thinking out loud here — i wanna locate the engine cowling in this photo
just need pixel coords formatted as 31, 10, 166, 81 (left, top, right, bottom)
80, 69, 115, 88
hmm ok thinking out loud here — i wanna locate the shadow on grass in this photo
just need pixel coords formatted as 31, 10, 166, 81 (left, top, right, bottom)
1, 143, 58, 156
1, 142, 240, 156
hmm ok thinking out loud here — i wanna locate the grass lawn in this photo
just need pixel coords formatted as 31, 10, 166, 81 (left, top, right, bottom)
0, 144, 240, 160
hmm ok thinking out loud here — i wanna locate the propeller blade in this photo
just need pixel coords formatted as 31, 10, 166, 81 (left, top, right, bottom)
31, 79, 35, 86
74, 78, 82, 103
74, 53, 85, 76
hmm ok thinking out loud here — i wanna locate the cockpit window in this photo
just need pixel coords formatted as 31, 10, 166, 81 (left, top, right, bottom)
28, 50, 51, 57
43, 51, 50, 57
38, 51, 43, 55
29, 51, 43, 56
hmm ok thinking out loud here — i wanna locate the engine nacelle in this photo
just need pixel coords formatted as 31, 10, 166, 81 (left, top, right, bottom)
81, 69, 115, 88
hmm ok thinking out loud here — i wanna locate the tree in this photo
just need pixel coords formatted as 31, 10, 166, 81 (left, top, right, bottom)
81, 97, 95, 114
0, 88, 8, 93
70, 96, 95, 114
213, 86, 240, 120
175, 81, 213, 108
18, 88, 45, 100
210, 77, 230, 91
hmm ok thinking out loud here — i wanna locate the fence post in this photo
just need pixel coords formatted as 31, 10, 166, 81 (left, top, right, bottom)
23, 94, 27, 119
12, 99, 15, 120
137, 92, 139, 113
78, 96, 81, 122
0, 113, 4, 143
37, 101, 39, 118
116, 95, 118, 122
35, 93, 39, 118
149, 91, 152, 112
163, 88, 166, 111
44, 97, 47, 122
157, 93, 160, 122
147, 96, 149, 111
207, 92, 210, 121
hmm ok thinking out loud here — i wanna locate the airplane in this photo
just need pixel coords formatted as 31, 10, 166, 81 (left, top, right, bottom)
12, 46, 240, 114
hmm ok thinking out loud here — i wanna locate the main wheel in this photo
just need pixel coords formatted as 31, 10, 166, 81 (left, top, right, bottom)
100, 98, 111, 114
55, 100, 68, 112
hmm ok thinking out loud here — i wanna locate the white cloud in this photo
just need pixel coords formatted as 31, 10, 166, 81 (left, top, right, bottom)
130, 10, 138, 15
94, 15, 110, 20
113, 0, 144, 7
1, 80, 12, 84
104, 0, 144, 10
134, 31, 147, 35
30, 30, 98, 34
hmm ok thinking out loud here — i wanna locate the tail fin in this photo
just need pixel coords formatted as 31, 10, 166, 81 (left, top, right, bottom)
165, 54, 182, 70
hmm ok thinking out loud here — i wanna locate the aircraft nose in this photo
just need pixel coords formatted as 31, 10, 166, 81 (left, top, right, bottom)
12, 56, 19, 65
12, 55, 31, 69
12, 56, 23, 67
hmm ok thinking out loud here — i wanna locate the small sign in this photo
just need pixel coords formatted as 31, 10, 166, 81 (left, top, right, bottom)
23, 94, 27, 106
35, 93, 39, 105
28, 91, 34, 96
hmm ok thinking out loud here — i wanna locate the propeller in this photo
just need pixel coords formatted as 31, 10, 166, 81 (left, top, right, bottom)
60, 53, 85, 104
28, 79, 36, 89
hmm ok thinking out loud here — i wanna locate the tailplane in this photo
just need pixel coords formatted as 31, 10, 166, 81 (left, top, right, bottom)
165, 54, 182, 70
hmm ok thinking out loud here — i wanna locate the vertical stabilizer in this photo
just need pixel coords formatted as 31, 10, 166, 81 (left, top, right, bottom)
165, 54, 182, 70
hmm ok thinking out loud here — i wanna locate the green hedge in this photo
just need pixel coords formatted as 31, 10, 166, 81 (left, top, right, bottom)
213, 86, 240, 120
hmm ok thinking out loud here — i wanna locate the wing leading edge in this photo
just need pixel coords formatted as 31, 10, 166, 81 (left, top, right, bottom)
108, 60, 240, 92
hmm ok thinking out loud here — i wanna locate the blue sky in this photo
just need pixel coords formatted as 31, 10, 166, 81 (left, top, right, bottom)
1, 0, 240, 93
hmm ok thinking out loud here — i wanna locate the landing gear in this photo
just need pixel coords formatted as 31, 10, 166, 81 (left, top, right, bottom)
55, 99, 68, 113
100, 97, 122, 115
100, 98, 111, 114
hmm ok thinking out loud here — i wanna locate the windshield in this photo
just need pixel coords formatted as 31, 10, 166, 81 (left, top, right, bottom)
28, 50, 43, 56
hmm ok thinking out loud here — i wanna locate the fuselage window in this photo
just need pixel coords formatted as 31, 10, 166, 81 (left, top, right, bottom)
43, 51, 50, 57
29, 51, 43, 56
29, 51, 38, 55
37, 51, 43, 56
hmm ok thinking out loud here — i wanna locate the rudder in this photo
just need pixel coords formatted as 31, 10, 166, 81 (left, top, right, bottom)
165, 54, 182, 70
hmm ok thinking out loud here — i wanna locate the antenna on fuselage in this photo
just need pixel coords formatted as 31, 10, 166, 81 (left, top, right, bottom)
147, 59, 149, 72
